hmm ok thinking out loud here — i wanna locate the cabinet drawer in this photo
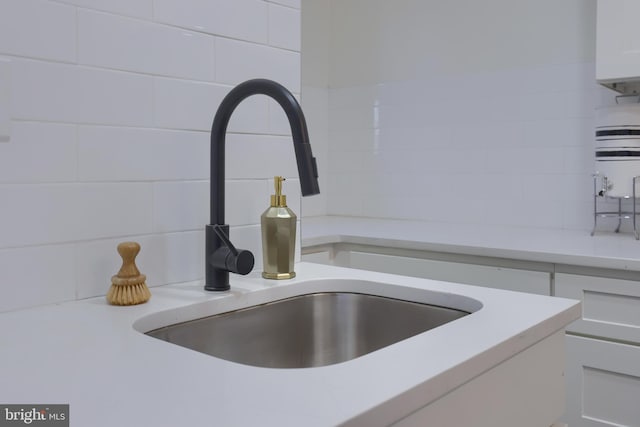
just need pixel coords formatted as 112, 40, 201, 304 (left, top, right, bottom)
555, 273, 640, 344
345, 251, 550, 295
564, 335, 640, 427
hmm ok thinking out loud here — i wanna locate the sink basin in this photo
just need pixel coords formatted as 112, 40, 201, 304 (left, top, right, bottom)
146, 292, 470, 368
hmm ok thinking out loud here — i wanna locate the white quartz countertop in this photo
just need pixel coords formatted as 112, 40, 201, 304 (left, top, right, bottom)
302, 216, 640, 271
0, 263, 579, 427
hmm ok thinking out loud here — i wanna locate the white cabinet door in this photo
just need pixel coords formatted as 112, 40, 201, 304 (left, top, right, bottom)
555, 273, 640, 344
565, 335, 640, 427
597, 0, 640, 83
346, 251, 551, 295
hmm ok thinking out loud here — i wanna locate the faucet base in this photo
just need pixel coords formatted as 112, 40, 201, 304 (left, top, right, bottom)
205, 224, 231, 291
205, 224, 254, 291
204, 280, 230, 292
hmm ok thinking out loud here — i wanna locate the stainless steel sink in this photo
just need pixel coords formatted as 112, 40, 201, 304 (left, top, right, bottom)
146, 292, 469, 368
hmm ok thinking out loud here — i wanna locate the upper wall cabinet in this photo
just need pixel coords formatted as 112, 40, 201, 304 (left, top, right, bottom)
597, 0, 640, 93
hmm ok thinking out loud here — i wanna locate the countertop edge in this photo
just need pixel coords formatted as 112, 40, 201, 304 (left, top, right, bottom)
301, 216, 640, 272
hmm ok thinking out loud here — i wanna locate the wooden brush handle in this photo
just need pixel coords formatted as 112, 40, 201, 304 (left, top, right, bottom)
116, 241, 142, 278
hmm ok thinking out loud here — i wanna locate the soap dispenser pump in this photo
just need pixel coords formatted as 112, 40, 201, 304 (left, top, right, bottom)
261, 176, 297, 279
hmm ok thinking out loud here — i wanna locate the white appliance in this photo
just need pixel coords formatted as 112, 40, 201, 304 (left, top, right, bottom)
595, 104, 640, 198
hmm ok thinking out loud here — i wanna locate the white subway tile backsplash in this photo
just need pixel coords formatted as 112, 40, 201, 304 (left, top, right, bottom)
153, 0, 268, 43
0, 0, 76, 62
11, 59, 154, 126
226, 133, 298, 179
77, 126, 208, 181
154, 78, 227, 131
328, 106, 375, 131
362, 195, 430, 221
78, 10, 215, 81
215, 38, 300, 92
75, 237, 126, 300
54, 0, 153, 19
329, 85, 379, 110
226, 180, 273, 226
268, 4, 301, 51
480, 174, 523, 201
0, 0, 300, 311
152, 181, 208, 232
146, 231, 205, 285
328, 128, 376, 152
522, 119, 590, 148
73, 183, 154, 240
484, 198, 563, 229
327, 193, 363, 217
0, 122, 77, 183
151, 231, 205, 285
519, 91, 570, 121
563, 146, 594, 175
227, 95, 270, 134
75, 231, 204, 299
327, 150, 366, 174
450, 122, 518, 148
383, 125, 452, 150
0, 183, 153, 248
522, 147, 566, 174
157, 78, 272, 134
269, 98, 296, 135
228, 224, 263, 272
485, 147, 564, 175
562, 200, 594, 231
327, 61, 597, 230
563, 174, 594, 203
0, 184, 81, 248
522, 174, 566, 202
0, 244, 76, 312
327, 172, 363, 202
565, 88, 598, 118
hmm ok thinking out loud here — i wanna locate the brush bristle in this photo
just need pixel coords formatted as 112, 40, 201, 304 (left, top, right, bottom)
106, 282, 151, 306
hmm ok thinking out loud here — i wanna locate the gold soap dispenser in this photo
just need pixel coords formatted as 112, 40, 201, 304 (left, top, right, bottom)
261, 176, 297, 279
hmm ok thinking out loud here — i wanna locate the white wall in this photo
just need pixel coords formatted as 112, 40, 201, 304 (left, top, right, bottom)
305, 0, 618, 230
0, 0, 303, 312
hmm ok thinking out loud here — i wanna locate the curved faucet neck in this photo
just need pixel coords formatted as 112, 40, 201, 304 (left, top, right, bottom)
210, 79, 318, 225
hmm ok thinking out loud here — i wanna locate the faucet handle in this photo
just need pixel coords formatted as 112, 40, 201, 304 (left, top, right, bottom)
225, 248, 254, 275
210, 224, 255, 275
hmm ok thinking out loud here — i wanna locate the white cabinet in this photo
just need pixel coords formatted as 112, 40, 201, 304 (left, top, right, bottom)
565, 335, 640, 427
303, 241, 640, 425
596, 0, 640, 91
555, 273, 640, 343
303, 249, 551, 295
556, 273, 640, 426
394, 332, 567, 427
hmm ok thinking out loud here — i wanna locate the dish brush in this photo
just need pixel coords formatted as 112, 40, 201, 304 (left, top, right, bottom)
107, 241, 151, 306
